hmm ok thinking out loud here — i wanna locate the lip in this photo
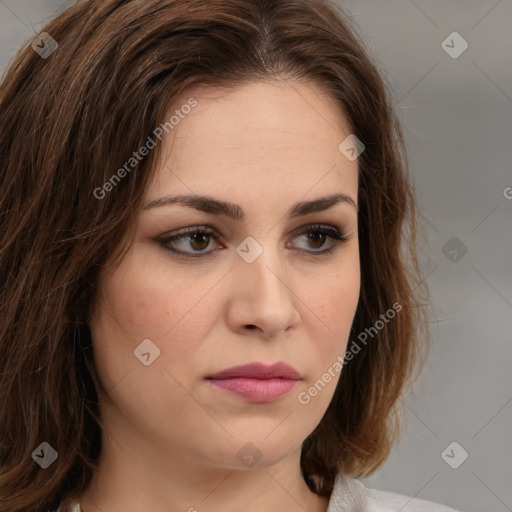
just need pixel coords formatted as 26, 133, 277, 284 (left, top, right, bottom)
206, 362, 302, 403
207, 362, 302, 380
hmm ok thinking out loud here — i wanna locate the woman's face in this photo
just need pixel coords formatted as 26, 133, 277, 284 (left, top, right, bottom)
89, 79, 360, 473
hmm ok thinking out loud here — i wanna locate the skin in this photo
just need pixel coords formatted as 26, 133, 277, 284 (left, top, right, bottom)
82, 78, 361, 512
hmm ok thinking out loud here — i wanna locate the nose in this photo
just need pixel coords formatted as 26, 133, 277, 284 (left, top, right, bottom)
225, 245, 301, 340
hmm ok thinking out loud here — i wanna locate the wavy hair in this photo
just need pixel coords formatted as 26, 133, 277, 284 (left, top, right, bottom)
0, 0, 429, 510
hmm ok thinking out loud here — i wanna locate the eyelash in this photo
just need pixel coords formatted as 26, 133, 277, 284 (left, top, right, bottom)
156, 223, 348, 259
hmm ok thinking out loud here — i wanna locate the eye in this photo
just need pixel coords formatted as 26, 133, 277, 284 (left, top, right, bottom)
156, 226, 219, 258
156, 224, 348, 258
289, 224, 348, 256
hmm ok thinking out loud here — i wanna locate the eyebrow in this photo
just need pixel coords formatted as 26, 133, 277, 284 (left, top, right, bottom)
143, 192, 358, 220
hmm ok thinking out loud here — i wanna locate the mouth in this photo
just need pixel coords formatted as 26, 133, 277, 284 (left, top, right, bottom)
205, 362, 302, 403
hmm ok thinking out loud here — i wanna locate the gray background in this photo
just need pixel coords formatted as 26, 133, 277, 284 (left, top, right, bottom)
1, 1, 511, 511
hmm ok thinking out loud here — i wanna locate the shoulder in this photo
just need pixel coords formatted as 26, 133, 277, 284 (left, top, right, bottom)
365, 487, 461, 512
327, 472, 461, 512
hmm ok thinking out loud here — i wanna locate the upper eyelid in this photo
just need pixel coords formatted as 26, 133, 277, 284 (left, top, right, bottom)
160, 223, 345, 240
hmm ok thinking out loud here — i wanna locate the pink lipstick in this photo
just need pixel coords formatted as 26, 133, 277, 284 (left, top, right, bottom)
206, 362, 301, 403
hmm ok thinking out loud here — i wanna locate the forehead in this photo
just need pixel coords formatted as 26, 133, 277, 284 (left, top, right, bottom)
147, 79, 358, 203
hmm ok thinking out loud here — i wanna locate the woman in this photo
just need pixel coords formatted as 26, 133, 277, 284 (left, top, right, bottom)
0, 0, 460, 511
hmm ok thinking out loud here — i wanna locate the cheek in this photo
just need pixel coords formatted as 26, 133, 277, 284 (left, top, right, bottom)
303, 252, 360, 382
88, 255, 219, 395
310, 253, 361, 339
88, 257, 219, 437
294, 263, 360, 413
92, 251, 219, 349
322, 273, 360, 328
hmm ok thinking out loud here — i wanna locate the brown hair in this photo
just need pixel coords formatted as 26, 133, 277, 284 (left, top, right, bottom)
0, 0, 429, 510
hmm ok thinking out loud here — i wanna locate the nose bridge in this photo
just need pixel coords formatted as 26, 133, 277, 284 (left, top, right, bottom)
236, 235, 289, 300
233, 234, 298, 328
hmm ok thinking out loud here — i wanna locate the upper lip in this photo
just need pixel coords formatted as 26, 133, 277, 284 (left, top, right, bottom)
206, 362, 302, 380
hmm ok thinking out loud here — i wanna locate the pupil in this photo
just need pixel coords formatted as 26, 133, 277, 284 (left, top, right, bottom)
309, 232, 325, 248
191, 234, 209, 250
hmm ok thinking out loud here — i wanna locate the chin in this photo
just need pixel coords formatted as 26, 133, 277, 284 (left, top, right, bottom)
203, 433, 302, 472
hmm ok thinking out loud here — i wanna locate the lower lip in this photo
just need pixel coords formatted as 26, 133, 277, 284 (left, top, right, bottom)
207, 377, 299, 402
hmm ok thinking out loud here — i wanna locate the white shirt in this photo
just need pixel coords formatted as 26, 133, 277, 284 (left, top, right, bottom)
327, 472, 461, 511
61, 472, 461, 511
